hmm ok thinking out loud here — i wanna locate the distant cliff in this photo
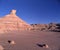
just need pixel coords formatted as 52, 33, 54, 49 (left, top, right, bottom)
30, 23, 60, 32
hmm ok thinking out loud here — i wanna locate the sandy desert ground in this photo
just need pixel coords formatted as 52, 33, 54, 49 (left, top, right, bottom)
0, 31, 60, 50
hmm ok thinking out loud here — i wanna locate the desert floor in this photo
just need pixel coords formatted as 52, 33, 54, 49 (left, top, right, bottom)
0, 31, 60, 50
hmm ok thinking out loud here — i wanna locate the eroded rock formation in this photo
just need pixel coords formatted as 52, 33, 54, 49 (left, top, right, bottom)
0, 10, 32, 33
31, 23, 60, 32
0, 10, 60, 33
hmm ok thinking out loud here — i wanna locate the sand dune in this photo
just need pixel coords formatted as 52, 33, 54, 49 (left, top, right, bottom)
0, 31, 60, 50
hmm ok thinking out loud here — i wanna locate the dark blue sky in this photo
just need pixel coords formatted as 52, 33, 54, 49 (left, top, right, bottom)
0, 0, 60, 24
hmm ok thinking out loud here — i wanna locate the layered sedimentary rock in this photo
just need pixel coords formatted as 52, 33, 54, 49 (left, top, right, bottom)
31, 24, 48, 31
0, 10, 32, 33
48, 23, 60, 32
31, 23, 60, 32
0, 10, 60, 33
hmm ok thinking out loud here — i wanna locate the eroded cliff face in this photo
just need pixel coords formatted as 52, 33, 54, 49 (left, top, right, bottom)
31, 23, 60, 32
0, 10, 32, 33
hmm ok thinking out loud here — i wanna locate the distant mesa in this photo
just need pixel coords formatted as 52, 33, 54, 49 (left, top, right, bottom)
31, 23, 60, 32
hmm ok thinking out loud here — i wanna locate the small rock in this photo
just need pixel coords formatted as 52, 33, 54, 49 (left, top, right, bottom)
8, 40, 16, 45
37, 44, 49, 48
0, 45, 4, 50
43, 44, 49, 48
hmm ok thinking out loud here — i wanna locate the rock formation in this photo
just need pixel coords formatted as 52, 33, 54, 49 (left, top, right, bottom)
31, 23, 60, 32
0, 10, 60, 33
31, 24, 48, 31
0, 10, 32, 33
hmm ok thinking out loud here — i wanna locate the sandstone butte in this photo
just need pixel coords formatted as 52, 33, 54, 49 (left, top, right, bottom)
0, 10, 32, 33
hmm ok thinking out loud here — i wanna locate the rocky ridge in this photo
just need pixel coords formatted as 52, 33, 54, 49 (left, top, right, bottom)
31, 23, 60, 32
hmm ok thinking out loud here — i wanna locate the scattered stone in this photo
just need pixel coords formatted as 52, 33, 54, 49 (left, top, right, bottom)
8, 40, 16, 45
37, 44, 49, 48
43, 44, 49, 48
0, 45, 4, 50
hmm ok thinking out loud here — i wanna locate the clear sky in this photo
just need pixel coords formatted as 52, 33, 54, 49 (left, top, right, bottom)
0, 0, 60, 24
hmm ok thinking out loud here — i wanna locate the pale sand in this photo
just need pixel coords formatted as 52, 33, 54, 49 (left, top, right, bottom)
0, 31, 60, 50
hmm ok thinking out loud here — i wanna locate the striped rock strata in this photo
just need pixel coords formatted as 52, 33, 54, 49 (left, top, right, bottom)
0, 10, 32, 33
